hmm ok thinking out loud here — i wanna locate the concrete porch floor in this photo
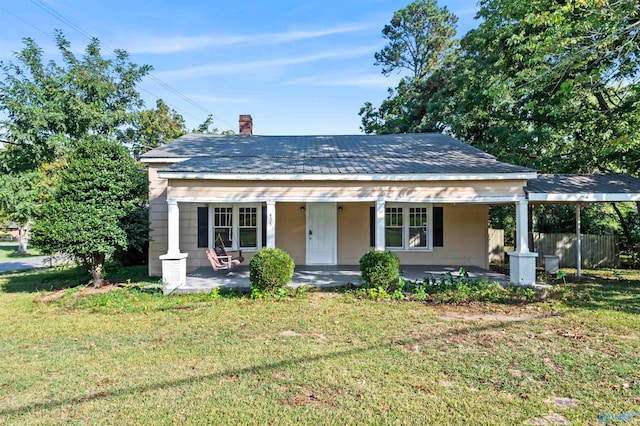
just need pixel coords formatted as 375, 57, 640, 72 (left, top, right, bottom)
174, 265, 509, 293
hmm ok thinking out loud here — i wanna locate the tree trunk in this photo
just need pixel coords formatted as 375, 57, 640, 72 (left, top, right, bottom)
17, 223, 30, 254
611, 202, 631, 244
90, 252, 106, 288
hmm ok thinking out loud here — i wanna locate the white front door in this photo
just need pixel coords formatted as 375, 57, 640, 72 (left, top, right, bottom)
306, 202, 337, 265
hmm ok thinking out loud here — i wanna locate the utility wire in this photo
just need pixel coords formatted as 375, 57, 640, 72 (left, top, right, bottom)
25, 0, 236, 129
2, 3, 207, 126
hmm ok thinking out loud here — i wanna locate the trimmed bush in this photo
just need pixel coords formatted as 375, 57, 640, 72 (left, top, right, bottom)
249, 248, 295, 294
359, 250, 400, 292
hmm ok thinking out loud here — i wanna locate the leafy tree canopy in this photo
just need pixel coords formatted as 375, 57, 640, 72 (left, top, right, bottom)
31, 137, 148, 286
0, 30, 152, 171
360, 0, 458, 134
443, 0, 640, 175
374, 0, 457, 80
127, 98, 187, 158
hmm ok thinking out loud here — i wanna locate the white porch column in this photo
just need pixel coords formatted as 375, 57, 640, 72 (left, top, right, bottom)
508, 198, 538, 286
166, 199, 181, 255
576, 204, 582, 277
375, 199, 385, 251
159, 199, 188, 294
266, 201, 276, 248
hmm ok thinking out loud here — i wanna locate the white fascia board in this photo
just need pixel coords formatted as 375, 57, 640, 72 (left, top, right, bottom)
168, 195, 524, 204
527, 193, 640, 202
139, 157, 189, 164
157, 171, 537, 181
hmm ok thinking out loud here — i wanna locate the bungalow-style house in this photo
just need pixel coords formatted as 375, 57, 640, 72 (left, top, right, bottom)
141, 115, 640, 292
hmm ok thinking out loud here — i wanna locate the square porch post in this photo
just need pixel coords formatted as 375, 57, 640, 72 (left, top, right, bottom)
508, 198, 538, 286
375, 199, 385, 251
159, 199, 188, 294
266, 201, 276, 248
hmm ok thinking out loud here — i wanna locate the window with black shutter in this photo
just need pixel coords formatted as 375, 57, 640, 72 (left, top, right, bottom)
433, 206, 444, 247
197, 206, 209, 248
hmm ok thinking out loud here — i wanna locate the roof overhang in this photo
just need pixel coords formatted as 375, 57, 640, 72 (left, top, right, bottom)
527, 193, 640, 203
156, 171, 537, 181
140, 157, 188, 164
526, 174, 640, 204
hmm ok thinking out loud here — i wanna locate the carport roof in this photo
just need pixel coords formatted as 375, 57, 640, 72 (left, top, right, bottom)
526, 174, 640, 203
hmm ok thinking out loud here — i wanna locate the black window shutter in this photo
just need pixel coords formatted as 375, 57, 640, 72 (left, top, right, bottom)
433, 206, 443, 247
197, 207, 208, 248
369, 206, 375, 247
262, 205, 267, 247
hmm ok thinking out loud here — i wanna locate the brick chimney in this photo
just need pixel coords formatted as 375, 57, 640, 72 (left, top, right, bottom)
239, 114, 253, 135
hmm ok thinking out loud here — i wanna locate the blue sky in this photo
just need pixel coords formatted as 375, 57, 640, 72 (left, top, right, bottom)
1, 0, 480, 135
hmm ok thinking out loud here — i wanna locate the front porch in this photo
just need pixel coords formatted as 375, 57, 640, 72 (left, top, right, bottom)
169, 265, 510, 293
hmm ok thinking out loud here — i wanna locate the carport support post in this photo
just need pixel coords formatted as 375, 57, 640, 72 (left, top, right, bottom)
160, 199, 188, 294
576, 204, 582, 277
508, 198, 538, 285
266, 201, 276, 248
375, 199, 386, 251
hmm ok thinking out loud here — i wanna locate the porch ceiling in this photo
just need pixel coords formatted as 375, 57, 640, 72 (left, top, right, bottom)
526, 173, 640, 203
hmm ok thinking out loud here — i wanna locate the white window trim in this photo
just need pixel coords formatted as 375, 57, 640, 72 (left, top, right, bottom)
385, 203, 433, 252
208, 203, 262, 251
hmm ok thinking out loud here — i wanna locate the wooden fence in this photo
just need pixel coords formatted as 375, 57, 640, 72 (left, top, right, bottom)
533, 232, 619, 268
488, 229, 619, 268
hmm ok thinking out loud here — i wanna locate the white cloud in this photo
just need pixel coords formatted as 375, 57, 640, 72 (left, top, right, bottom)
121, 24, 372, 55
154, 45, 378, 80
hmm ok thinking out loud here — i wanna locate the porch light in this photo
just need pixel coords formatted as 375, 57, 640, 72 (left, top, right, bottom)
338, 206, 343, 212
300, 206, 305, 213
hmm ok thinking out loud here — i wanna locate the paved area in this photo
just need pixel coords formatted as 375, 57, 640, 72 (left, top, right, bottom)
0, 255, 66, 273
0, 243, 67, 272
175, 265, 509, 293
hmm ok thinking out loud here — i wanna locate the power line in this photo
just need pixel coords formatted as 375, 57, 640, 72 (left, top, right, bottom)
25, 0, 235, 129
1, 3, 206, 124
0, 4, 51, 39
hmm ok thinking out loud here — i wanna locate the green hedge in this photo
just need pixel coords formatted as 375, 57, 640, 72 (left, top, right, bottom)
249, 248, 295, 293
359, 250, 400, 292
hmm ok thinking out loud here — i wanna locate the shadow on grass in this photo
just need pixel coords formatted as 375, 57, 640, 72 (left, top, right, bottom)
0, 244, 41, 260
560, 278, 640, 315
0, 314, 562, 418
0, 265, 151, 293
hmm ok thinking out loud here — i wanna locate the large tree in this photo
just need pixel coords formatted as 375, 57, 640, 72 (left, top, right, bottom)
0, 30, 152, 170
441, 0, 640, 174
127, 99, 187, 158
360, 0, 457, 134
0, 31, 152, 259
31, 138, 147, 286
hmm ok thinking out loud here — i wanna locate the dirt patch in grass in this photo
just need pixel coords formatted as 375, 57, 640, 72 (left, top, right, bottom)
281, 388, 337, 411
434, 303, 556, 322
524, 413, 570, 425
36, 283, 122, 303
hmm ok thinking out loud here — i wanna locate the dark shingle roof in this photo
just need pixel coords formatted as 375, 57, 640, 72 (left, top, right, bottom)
527, 174, 640, 195
142, 133, 534, 175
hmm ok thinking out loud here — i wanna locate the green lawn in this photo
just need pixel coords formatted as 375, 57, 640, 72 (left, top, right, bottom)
0, 243, 41, 261
0, 267, 638, 425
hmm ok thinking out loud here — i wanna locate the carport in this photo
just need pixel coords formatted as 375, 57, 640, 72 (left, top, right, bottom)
526, 174, 640, 276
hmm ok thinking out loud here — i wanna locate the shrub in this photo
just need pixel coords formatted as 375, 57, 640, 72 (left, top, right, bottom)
359, 250, 400, 292
249, 248, 295, 294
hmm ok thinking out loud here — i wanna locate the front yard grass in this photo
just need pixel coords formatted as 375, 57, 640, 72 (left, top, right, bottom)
0, 243, 41, 261
0, 267, 638, 425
